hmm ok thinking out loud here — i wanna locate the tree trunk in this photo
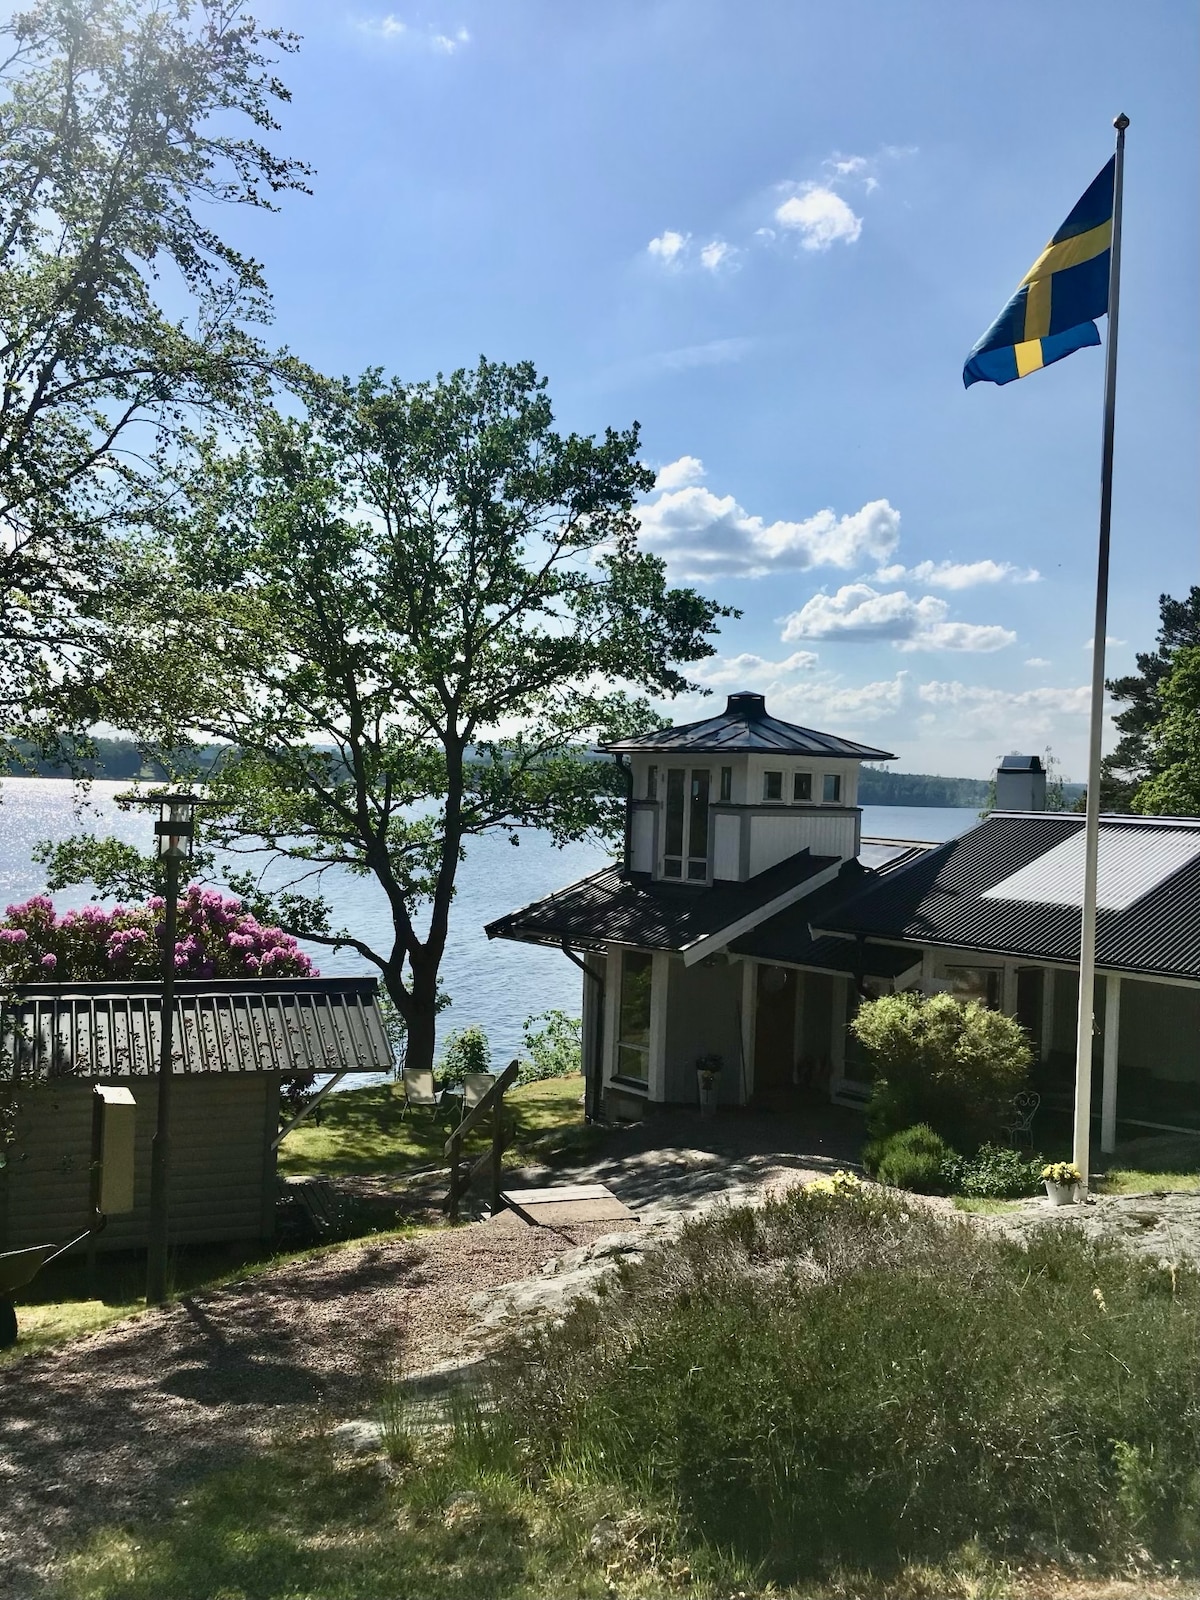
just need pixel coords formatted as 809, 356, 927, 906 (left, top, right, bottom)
402, 964, 439, 1076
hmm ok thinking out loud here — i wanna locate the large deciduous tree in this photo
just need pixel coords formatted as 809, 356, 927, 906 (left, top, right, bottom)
0, 0, 309, 748
60, 360, 734, 1073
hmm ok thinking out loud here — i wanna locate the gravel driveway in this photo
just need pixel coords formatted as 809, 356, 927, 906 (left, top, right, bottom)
0, 1212, 616, 1598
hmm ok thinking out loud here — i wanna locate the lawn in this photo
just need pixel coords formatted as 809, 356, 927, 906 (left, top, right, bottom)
277, 1072, 592, 1177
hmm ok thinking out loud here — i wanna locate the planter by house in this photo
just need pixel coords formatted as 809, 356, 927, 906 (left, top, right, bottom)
1042, 1161, 1082, 1206
696, 1056, 722, 1119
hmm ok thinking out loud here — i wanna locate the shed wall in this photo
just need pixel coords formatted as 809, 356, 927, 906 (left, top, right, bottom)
0, 1074, 278, 1253
663, 957, 744, 1105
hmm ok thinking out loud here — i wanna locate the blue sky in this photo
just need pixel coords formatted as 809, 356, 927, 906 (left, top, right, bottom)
234, 1, 1197, 778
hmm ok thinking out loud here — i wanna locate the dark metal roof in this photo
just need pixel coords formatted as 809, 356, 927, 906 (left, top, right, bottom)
816, 812, 1200, 983
485, 848, 840, 955
729, 861, 924, 977
1, 976, 393, 1080
999, 754, 1044, 772
601, 692, 896, 760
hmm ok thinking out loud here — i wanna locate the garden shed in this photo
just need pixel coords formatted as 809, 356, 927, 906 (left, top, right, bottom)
0, 975, 392, 1253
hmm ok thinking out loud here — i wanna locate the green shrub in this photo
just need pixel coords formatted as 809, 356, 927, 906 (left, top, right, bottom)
866, 1123, 957, 1194
436, 1023, 490, 1088
852, 991, 1031, 1149
489, 1185, 1200, 1582
958, 1142, 1044, 1198
518, 1009, 581, 1084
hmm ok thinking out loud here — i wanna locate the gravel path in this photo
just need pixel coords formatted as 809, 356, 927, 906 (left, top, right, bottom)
0, 1212, 616, 1599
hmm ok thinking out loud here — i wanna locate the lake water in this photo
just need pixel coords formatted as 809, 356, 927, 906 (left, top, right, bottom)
0, 778, 978, 1065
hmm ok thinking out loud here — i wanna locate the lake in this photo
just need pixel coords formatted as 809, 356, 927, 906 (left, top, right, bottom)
0, 778, 979, 1066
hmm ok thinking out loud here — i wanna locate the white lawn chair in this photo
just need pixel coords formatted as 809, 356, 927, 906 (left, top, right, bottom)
461, 1072, 498, 1116
395, 1067, 448, 1122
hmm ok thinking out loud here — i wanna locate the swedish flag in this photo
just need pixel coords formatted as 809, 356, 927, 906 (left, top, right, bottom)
964, 159, 1115, 387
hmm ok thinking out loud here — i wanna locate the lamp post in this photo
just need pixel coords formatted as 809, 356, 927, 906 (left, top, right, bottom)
145, 793, 199, 1305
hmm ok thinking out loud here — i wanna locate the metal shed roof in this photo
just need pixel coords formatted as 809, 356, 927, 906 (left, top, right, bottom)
1, 976, 393, 1081
816, 812, 1200, 983
601, 693, 896, 760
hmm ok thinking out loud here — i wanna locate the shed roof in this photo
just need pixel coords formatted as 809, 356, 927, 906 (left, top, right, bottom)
815, 812, 1200, 983
1, 976, 393, 1081
601, 693, 896, 760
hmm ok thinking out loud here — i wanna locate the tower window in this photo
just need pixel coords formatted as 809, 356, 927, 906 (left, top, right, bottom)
719, 766, 732, 803
646, 764, 657, 799
793, 772, 812, 802
823, 773, 842, 804
763, 771, 783, 801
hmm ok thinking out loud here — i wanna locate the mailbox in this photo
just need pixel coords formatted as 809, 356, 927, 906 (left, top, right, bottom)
93, 1086, 137, 1215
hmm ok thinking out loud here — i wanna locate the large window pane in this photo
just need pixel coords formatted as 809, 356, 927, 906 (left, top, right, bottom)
687, 768, 710, 878
664, 768, 685, 876
616, 950, 653, 1083
943, 966, 1001, 1009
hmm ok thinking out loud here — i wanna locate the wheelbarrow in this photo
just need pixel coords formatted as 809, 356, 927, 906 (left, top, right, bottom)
0, 1225, 100, 1349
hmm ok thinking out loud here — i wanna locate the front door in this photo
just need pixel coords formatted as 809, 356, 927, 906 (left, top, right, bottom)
754, 964, 797, 1105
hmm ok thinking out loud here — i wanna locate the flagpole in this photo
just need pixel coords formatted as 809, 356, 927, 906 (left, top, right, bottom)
1072, 112, 1129, 1193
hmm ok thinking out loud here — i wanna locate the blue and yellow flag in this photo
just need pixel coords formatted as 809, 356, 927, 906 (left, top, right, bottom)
964, 159, 1115, 387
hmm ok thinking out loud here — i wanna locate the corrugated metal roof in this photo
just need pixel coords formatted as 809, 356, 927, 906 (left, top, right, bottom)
817, 813, 1200, 983
601, 692, 896, 760
485, 848, 839, 954
983, 825, 1200, 911
729, 862, 923, 977
1, 976, 393, 1080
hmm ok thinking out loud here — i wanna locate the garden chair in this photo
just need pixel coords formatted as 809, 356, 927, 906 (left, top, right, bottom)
461, 1072, 498, 1116
395, 1067, 448, 1122
1001, 1090, 1041, 1147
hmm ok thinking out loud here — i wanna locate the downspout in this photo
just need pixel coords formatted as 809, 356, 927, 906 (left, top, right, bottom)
561, 942, 605, 1123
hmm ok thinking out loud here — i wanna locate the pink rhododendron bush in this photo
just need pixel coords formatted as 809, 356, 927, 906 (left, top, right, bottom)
0, 890, 317, 983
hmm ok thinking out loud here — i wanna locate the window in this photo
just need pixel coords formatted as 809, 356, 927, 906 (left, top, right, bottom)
822, 773, 842, 804
719, 766, 732, 803
646, 764, 657, 800
943, 966, 1002, 1009
662, 768, 711, 880
793, 771, 812, 803
763, 771, 783, 801
616, 950, 653, 1082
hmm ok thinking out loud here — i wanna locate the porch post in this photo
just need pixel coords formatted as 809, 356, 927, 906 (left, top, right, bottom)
648, 952, 670, 1102
1101, 973, 1122, 1155
740, 960, 756, 1104
1040, 968, 1055, 1062
602, 945, 621, 1089
830, 976, 848, 1092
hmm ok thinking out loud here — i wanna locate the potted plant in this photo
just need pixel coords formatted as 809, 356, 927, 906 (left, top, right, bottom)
1042, 1160, 1082, 1206
695, 1054, 722, 1118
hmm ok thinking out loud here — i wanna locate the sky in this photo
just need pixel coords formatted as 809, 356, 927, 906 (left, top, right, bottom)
226, 0, 1197, 779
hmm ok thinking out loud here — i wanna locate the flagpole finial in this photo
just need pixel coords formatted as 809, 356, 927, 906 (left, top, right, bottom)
1114, 112, 1130, 131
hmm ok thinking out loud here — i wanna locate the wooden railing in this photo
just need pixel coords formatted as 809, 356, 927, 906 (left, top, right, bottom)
443, 1058, 520, 1222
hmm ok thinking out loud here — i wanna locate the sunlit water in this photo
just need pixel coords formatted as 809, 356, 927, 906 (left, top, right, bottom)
0, 778, 978, 1068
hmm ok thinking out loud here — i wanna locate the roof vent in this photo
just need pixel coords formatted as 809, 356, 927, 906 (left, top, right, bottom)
725, 692, 767, 720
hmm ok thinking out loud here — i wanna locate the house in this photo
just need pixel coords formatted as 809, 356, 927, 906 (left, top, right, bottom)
0, 975, 392, 1253
486, 691, 1200, 1152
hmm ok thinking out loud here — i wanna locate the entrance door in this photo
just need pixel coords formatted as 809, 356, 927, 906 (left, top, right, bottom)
754, 965, 797, 1104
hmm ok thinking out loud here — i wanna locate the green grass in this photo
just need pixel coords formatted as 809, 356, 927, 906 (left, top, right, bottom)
277, 1073, 592, 1177
952, 1196, 1027, 1214
1098, 1169, 1200, 1196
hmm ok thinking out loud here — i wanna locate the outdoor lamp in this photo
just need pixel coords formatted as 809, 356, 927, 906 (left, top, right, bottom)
154, 795, 198, 860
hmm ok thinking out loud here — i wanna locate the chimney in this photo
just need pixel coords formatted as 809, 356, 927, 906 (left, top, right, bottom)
994, 754, 1046, 812
725, 692, 767, 720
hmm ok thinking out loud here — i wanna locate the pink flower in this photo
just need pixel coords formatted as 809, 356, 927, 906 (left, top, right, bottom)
39, 952, 58, 971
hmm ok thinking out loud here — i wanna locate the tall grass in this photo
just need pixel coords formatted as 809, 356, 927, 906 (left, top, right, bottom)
489, 1186, 1200, 1582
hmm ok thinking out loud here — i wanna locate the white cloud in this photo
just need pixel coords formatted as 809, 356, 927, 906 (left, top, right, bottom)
694, 650, 820, 686
699, 238, 736, 272
1083, 635, 1125, 650
647, 230, 690, 266
356, 16, 470, 50
781, 584, 1016, 653
828, 153, 870, 178
774, 184, 862, 251
875, 558, 1040, 590
637, 478, 900, 580
917, 680, 1092, 738
653, 455, 706, 492
1025, 657, 1052, 668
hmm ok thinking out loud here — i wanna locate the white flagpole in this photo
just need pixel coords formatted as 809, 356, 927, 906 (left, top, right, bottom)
1072, 113, 1129, 1193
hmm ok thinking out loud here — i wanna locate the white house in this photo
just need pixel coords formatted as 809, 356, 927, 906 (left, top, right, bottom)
486, 691, 1200, 1152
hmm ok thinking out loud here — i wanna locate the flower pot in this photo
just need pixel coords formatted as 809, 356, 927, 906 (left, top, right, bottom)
696, 1071, 720, 1119
1045, 1178, 1079, 1207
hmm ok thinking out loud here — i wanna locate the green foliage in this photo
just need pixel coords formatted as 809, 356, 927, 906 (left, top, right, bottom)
0, 0, 308, 747
519, 1009, 582, 1084
852, 991, 1032, 1150
1100, 587, 1200, 812
1132, 645, 1200, 816
436, 1024, 492, 1089
864, 1123, 956, 1194
489, 1184, 1200, 1581
958, 1144, 1044, 1198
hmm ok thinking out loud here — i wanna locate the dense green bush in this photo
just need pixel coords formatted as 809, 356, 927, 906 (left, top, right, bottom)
958, 1142, 1045, 1198
518, 1009, 581, 1084
436, 1023, 491, 1088
863, 1123, 956, 1194
852, 991, 1031, 1149
489, 1185, 1200, 1582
